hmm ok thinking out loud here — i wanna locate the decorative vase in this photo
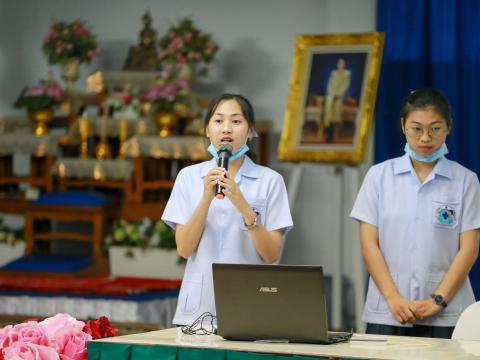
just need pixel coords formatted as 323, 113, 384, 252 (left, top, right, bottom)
28, 108, 54, 136
154, 111, 178, 137
61, 57, 80, 92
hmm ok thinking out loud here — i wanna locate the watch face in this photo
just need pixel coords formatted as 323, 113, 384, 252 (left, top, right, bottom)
434, 295, 444, 305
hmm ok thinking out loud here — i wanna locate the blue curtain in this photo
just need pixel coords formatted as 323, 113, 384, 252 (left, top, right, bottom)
376, 0, 480, 298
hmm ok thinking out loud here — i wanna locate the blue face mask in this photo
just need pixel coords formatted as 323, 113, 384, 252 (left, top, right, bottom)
404, 143, 448, 163
208, 143, 250, 161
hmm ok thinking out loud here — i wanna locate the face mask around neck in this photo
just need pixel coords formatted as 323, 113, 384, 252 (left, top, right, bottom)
404, 143, 448, 163
208, 143, 250, 161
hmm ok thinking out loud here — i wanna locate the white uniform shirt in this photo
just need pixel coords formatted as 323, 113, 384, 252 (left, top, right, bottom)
351, 153, 480, 327
162, 156, 293, 325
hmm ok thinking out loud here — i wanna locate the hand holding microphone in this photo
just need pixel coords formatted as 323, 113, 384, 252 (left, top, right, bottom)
215, 143, 233, 199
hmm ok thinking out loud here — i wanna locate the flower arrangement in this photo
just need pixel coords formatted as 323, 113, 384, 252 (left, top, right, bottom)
0, 313, 117, 359
42, 19, 100, 65
139, 64, 190, 113
13, 73, 67, 111
157, 17, 219, 77
106, 218, 177, 259
104, 86, 142, 119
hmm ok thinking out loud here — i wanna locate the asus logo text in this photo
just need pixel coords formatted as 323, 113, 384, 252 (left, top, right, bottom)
258, 286, 278, 293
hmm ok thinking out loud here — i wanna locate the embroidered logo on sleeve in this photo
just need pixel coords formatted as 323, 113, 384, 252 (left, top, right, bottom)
436, 206, 456, 225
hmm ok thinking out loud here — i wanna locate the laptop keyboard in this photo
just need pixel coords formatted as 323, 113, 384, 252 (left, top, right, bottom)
326, 331, 353, 344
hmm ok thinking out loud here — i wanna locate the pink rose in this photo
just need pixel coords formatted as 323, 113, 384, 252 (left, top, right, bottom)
0, 325, 13, 344
55, 331, 91, 360
0, 322, 49, 348
39, 314, 85, 341
2, 341, 59, 360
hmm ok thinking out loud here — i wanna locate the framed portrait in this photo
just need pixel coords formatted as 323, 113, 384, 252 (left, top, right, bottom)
278, 32, 384, 164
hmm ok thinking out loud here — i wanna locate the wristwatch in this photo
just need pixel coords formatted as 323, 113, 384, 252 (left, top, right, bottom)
244, 211, 259, 230
431, 294, 448, 308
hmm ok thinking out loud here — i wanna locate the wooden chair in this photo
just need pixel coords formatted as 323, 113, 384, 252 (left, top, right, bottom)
24, 192, 118, 261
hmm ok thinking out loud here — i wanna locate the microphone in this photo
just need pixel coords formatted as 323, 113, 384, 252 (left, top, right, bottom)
215, 142, 233, 199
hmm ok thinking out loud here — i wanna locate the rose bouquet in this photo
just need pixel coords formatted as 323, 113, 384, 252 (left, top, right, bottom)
157, 17, 219, 77
0, 313, 117, 360
42, 19, 100, 65
13, 73, 67, 111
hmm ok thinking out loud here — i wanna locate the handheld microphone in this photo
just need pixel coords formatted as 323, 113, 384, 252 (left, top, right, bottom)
215, 142, 233, 199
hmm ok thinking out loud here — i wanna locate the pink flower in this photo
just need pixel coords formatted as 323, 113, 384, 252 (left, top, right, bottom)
184, 33, 193, 43
45, 84, 66, 101
2, 341, 59, 360
0, 321, 50, 348
0, 325, 13, 344
26, 86, 46, 97
157, 50, 169, 60
39, 314, 85, 342
55, 331, 91, 360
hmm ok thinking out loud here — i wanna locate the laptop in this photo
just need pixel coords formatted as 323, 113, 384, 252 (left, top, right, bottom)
212, 263, 352, 344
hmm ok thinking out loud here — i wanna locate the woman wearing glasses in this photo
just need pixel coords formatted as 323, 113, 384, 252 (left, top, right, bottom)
351, 88, 480, 338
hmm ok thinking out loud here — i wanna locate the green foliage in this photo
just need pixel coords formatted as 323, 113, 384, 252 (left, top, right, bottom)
107, 218, 176, 251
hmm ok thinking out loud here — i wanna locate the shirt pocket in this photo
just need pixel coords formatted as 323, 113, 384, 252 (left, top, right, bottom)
432, 196, 461, 229
240, 198, 267, 230
177, 272, 203, 315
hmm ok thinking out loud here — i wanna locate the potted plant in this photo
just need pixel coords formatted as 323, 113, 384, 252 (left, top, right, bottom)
13, 73, 66, 136
106, 218, 185, 279
139, 64, 191, 136
42, 19, 100, 90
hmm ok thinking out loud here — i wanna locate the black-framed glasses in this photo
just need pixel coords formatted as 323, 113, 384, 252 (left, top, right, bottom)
405, 125, 447, 139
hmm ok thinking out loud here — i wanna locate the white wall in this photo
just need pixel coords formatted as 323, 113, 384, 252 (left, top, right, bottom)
0, 0, 377, 329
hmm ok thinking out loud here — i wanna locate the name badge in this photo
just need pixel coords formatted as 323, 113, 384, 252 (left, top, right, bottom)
435, 205, 456, 226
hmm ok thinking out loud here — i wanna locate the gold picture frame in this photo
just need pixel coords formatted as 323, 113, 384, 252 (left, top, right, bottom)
278, 32, 385, 164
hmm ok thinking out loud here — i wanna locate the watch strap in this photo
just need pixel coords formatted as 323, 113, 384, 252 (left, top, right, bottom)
244, 211, 259, 230
431, 294, 448, 308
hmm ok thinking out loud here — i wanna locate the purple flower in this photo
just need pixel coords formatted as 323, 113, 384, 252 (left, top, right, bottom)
26, 86, 47, 96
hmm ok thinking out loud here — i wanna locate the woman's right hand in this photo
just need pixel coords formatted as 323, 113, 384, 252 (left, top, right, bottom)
387, 294, 417, 324
203, 167, 227, 200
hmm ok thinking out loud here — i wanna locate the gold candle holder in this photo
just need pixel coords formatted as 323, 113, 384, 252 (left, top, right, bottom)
79, 115, 89, 159
118, 118, 128, 159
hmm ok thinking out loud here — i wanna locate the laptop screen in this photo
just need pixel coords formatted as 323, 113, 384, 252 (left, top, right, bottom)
212, 263, 331, 344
